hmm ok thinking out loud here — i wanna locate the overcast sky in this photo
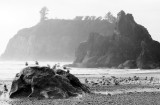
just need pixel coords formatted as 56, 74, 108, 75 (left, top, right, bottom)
0, 0, 159, 55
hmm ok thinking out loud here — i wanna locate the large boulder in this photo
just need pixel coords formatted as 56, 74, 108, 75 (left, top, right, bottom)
9, 66, 90, 98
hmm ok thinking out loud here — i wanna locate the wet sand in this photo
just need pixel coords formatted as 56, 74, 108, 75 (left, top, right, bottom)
1, 72, 160, 105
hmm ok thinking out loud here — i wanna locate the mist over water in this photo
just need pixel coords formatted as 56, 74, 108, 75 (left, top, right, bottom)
0, 61, 160, 80
0, 61, 70, 80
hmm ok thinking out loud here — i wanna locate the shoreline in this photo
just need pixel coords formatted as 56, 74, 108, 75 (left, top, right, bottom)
1, 71, 160, 104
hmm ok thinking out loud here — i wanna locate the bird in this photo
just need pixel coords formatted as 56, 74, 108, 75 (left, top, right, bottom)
3, 84, 8, 93
25, 62, 28, 66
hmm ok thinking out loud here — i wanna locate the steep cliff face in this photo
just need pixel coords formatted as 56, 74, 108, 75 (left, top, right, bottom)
1, 19, 115, 61
137, 40, 160, 69
72, 11, 160, 69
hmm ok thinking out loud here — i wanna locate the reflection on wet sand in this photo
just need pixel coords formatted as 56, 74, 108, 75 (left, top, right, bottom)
95, 88, 160, 95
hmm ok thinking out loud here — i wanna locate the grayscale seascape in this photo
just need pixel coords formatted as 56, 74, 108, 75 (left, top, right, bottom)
0, 0, 160, 105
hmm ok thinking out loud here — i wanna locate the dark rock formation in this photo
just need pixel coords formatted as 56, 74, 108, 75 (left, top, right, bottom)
71, 10, 160, 69
1, 19, 115, 61
9, 66, 90, 98
136, 41, 160, 69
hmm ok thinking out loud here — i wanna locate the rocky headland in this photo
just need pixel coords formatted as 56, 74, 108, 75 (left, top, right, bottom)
1, 10, 160, 69
0, 17, 115, 61
71, 11, 160, 69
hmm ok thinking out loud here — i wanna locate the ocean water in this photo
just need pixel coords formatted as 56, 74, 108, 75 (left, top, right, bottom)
0, 61, 70, 80
0, 61, 160, 80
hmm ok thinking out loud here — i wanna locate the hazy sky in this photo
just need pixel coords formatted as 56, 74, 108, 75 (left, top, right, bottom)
0, 0, 159, 55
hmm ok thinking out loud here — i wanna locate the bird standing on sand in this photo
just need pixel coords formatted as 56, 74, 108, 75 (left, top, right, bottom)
150, 77, 154, 83
25, 62, 28, 66
63, 66, 67, 69
3, 84, 8, 93
85, 78, 88, 84
35, 61, 39, 65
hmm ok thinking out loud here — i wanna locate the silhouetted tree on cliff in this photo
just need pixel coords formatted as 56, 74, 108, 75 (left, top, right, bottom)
40, 6, 49, 22
74, 16, 83, 20
105, 12, 116, 23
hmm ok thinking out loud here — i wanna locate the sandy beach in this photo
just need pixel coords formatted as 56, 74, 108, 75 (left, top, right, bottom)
0, 71, 160, 105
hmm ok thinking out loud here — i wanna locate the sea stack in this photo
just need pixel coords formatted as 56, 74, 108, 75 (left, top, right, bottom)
71, 10, 160, 69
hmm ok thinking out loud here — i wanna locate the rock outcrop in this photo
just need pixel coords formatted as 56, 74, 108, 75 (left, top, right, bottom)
1, 19, 115, 61
9, 66, 90, 98
118, 60, 137, 69
136, 41, 160, 69
71, 11, 160, 69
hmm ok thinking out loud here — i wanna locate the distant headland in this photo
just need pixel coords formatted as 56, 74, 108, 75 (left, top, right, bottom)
0, 7, 115, 61
69, 11, 160, 69
1, 9, 160, 69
